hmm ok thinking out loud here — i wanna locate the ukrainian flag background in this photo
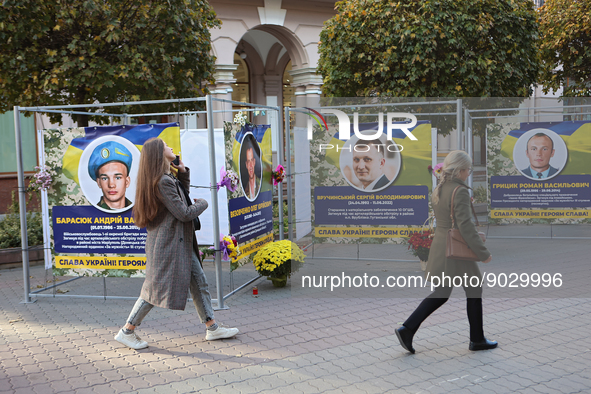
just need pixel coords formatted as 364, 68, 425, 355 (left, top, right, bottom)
62, 123, 181, 185
322, 121, 432, 190
230, 124, 273, 196
500, 121, 591, 175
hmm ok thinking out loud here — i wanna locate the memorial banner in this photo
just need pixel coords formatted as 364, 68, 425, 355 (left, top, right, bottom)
314, 186, 429, 226
309, 118, 433, 243
224, 122, 274, 264
45, 123, 180, 277
487, 121, 591, 223
180, 128, 230, 245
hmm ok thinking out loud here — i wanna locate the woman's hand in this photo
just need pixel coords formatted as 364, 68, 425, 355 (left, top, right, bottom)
483, 255, 492, 264
171, 157, 187, 173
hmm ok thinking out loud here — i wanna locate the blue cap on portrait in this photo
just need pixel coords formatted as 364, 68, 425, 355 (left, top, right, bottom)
88, 141, 133, 181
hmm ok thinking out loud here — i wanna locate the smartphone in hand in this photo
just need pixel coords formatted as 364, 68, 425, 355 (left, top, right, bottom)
172, 155, 180, 165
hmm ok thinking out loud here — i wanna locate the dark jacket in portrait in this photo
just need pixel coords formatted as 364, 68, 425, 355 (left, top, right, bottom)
371, 174, 390, 190
243, 176, 260, 200
521, 165, 558, 179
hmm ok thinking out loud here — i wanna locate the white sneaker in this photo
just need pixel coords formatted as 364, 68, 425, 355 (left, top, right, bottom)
114, 329, 148, 349
205, 325, 239, 341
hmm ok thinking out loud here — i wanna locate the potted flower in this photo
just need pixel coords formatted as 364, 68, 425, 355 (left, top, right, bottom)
403, 230, 433, 271
252, 240, 305, 287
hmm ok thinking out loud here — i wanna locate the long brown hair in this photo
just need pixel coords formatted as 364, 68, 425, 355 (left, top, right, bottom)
133, 138, 169, 228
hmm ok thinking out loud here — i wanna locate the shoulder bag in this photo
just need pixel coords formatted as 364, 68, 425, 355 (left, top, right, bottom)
445, 185, 485, 261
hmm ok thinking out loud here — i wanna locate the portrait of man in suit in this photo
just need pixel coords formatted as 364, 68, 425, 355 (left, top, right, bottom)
352, 139, 390, 191
521, 132, 558, 180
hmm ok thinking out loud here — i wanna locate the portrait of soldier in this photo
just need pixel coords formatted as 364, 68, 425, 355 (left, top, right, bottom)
521, 132, 558, 180
352, 139, 391, 191
241, 134, 261, 201
88, 141, 133, 210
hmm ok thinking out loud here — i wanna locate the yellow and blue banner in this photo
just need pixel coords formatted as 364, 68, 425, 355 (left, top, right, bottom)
63, 123, 181, 185
46, 123, 180, 275
226, 123, 274, 261
488, 121, 591, 223
311, 119, 433, 241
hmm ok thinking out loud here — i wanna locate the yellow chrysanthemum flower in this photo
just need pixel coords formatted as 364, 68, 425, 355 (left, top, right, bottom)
252, 240, 305, 276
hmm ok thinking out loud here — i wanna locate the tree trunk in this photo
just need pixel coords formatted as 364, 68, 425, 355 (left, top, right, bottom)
75, 88, 89, 127
76, 112, 89, 127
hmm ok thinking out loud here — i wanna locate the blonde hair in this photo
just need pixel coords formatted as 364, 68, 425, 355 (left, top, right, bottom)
432, 150, 472, 205
133, 138, 170, 228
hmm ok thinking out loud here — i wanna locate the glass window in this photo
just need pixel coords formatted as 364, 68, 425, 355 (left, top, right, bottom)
232, 53, 250, 116
0, 112, 37, 173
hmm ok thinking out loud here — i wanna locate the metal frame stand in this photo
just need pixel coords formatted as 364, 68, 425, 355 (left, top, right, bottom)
14, 96, 281, 306
282, 100, 458, 261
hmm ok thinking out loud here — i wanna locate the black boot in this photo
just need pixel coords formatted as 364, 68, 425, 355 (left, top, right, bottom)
395, 326, 416, 354
469, 338, 498, 351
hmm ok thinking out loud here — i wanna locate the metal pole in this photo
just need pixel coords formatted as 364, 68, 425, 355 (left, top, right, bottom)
277, 108, 285, 241
431, 126, 438, 192
205, 95, 225, 309
466, 109, 473, 191
295, 99, 459, 111
285, 107, 294, 241
222, 275, 261, 300
277, 108, 289, 241
456, 99, 463, 150
210, 97, 283, 111
20, 96, 207, 110
14, 107, 33, 303
37, 129, 52, 270
28, 109, 124, 117
29, 276, 82, 294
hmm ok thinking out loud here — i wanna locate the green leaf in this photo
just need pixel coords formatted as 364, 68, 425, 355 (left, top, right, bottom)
319, 0, 541, 100
0, 0, 220, 121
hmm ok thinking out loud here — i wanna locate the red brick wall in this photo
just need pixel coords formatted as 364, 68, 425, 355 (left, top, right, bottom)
0, 176, 41, 214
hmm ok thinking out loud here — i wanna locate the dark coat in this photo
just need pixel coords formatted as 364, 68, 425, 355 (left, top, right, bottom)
425, 178, 490, 281
140, 169, 207, 310
521, 165, 559, 179
372, 174, 390, 190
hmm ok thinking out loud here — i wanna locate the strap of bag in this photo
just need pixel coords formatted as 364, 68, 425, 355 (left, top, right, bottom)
450, 185, 479, 228
169, 173, 201, 230
177, 179, 192, 206
421, 214, 434, 232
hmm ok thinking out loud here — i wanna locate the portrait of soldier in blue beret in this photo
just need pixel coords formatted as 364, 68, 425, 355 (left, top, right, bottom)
88, 141, 133, 210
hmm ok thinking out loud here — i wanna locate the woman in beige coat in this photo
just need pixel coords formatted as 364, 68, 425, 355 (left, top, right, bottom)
396, 150, 496, 353
114, 138, 239, 350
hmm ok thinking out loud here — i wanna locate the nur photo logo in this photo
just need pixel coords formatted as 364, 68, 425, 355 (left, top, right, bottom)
304, 107, 418, 142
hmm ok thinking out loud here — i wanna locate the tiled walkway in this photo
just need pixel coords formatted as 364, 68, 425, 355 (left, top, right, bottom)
1, 234, 590, 393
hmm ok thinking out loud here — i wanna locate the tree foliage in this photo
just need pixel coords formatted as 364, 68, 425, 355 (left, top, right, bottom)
318, 0, 541, 97
0, 192, 43, 249
539, 0, 591, 97
0, 0, 220, 125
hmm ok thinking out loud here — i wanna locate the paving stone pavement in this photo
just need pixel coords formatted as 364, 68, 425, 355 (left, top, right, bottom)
1, 234, 590, 393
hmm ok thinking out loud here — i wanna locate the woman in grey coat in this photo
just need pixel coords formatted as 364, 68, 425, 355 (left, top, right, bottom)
114, 138, 239, 350
396, 150, 496, 354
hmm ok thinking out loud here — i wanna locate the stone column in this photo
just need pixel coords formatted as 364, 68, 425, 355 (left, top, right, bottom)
286, 68, 322, 241
289, 67, 323, 128
207, 64, 238, 128
263, 74, 283, 156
